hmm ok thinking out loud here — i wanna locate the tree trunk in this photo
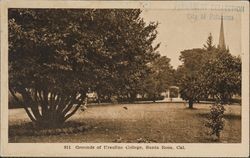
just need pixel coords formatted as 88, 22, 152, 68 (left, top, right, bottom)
129, 92, 136, 103
153, 94, 156, 102
96, 92, 101, 104
188, 100, 193, 109
10, 88, 85, 129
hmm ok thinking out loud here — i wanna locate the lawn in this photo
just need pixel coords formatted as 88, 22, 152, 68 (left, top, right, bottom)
8, 102, 241, 143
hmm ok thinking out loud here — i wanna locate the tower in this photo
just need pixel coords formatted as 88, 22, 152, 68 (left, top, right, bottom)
218, 16, 226, 50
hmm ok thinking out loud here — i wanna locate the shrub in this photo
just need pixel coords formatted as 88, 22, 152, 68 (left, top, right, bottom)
205, 102, 225, 140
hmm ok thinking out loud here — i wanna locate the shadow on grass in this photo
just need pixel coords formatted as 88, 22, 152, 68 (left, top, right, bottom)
197, 113, 241, 120
223, 114, 241, 120
9, 118, 128, 138
87, 101, 186, 107
9, 121, 92, 137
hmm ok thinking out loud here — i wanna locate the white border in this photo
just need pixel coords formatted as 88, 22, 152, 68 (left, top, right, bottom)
1, 1, 249, 157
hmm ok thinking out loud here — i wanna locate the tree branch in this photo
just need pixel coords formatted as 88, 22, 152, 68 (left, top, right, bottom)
21, 89, 42, 120
9, 89, 37, 122
63, 103, 81, 122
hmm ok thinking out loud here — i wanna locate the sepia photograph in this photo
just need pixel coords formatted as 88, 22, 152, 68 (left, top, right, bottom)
1, 0, 249, 157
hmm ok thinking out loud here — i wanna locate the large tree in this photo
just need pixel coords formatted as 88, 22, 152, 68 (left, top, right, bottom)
178, 34, 241, 108
177, 48, 206, 108
200, 50, 241, 103
89, 10, 160, 103
9, 9, 159, 128
142, 56, 174, 102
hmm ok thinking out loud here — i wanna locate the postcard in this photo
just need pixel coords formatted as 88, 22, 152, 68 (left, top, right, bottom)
1, 0, 249, 157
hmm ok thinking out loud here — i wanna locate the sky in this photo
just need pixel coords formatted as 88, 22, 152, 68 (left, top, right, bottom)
141, 9, 242, 69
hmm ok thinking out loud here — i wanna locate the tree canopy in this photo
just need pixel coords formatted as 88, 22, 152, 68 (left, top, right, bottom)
9, 9, 160, 127
200, 50, 241, 103
141, 56, 174, 101
177, 34, 241, 108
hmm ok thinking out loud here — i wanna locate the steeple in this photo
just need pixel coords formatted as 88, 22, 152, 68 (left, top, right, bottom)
218, 15, 226, 50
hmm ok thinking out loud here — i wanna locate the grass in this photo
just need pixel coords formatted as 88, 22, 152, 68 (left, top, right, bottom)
8, 102, 241, 143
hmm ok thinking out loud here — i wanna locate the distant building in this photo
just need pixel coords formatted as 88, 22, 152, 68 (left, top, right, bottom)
218, 16, 226, 49
217, 15, 229, 51
162, 86, 183, 102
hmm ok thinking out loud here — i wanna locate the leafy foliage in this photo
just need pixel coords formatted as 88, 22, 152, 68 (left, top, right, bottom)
205, 102, 225, 140
203, 33, 215, 51
177, 48, 206, 108
9, 9, 160, 127
179, 76, 203, 108
141, 56, 174, 101
177, 34, 241, 108
200, 50, 241, 104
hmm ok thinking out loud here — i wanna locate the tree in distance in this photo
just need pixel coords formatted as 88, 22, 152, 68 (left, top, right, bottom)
177, 48, 206, 108
177, 34, 241, 109
200, 49, 241, 104
141, 56, 174, 102
203, 33, 215, 51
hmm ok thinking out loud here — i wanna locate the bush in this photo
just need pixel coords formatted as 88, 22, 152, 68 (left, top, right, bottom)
205, 102, 225, 140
